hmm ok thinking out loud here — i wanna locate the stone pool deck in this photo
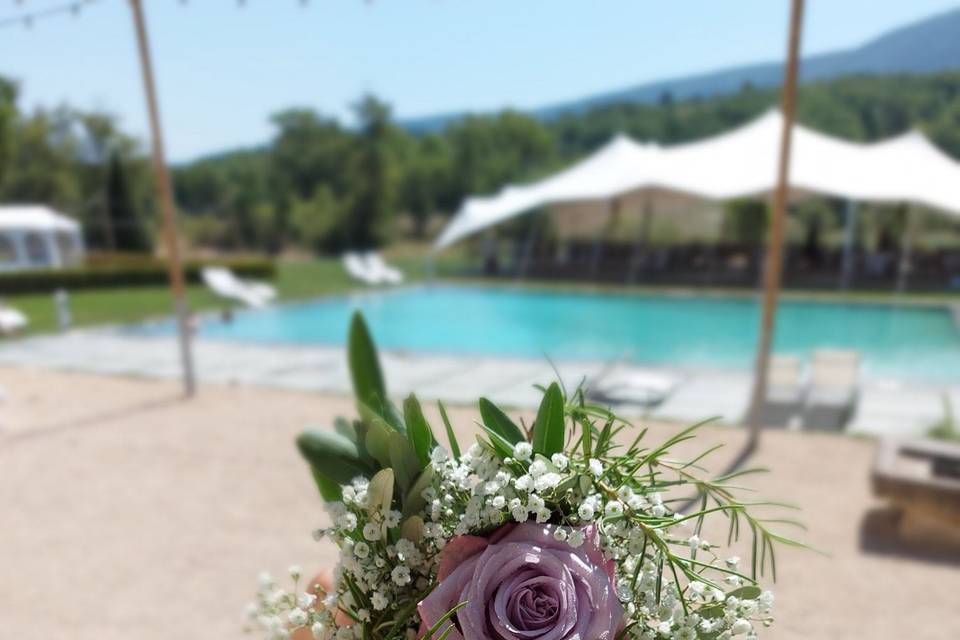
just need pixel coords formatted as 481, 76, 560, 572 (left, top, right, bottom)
0, 328, 956, 436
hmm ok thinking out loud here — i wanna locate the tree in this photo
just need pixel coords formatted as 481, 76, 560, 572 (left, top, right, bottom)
106, 151, 151, 253
343, 95, 403, 249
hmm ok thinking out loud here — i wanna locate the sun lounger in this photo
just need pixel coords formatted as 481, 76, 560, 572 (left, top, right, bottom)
201, 267, 277, 308
803, 348, 860, 431
586, 366, 678, 409
364, 252, 405, 284
755, 354, 805, 428
0, 305, 28, 335
342, 252, 379, 285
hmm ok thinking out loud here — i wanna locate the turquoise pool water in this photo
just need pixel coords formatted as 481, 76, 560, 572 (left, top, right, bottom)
139, 285, 960, 383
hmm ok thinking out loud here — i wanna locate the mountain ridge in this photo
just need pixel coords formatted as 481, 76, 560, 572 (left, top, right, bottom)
402, 6, 960, 132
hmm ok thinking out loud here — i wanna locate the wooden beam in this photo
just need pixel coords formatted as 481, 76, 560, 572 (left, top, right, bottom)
745, 0, 805, 450
129, 0, 196, 396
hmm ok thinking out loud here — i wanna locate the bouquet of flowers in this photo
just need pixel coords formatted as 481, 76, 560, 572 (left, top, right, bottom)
249, 313, 803, 640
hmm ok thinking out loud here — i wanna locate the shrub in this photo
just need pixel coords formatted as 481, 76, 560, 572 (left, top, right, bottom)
0, 256, 275, 294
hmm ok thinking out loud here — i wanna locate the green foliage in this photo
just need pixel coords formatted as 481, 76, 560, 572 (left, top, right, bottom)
478, 397, 526, 444
8, 70, 960, 255
296, 429, 373, 485
298, 313, 437, 513
404, 394, 436, 468
0, 255, 274, 294
532, 382, 565, 456
348, 311, 387, 410
106, 151, 151, 253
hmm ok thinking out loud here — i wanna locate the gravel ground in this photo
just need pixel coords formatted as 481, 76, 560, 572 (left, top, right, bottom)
0, 366, 955, 639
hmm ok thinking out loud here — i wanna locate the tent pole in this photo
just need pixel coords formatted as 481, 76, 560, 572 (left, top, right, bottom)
745, 0, 805, 453
129, 0, 196, 397
840, 200, 858, 289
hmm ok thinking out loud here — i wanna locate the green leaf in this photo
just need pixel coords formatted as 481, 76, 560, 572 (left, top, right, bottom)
404, 394, 435, 467
400, 515, 425, 542
403, 466, 434, 517
478, 397, 525, 445
437, 401, 461, 459
532, 382, 565, 456
364, 419, 393, 469
727, 585, 762, 600
309, 466, 342, 502
333, 416, 355, 442
389, 432, 421, 494
359, 396, 406, 434
348, 312, 386, 410
478, 424, 515, 459
367, 468, 395, 518
296, 429, 372, 485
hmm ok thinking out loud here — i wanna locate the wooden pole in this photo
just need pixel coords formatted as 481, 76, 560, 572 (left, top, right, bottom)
745, 0, 805, 451
129, 0, 196, 396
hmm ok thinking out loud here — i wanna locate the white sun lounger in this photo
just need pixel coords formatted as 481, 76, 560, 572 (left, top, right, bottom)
342, 252, 380, 285
803, 349, 860, 431
364, 252, 405, 284
755, 354, 806, 428
201, 267, 277, 308
0, 305, 28, 335
342, 252, 405, 285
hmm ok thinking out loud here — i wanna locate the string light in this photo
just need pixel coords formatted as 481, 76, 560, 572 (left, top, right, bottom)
0, 0, 98, 30
0, 1, 335, 30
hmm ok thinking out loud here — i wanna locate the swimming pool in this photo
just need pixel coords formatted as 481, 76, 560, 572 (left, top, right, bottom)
137, 285, 960, 384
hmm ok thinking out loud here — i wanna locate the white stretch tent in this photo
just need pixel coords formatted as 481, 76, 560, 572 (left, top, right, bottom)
435, 135, 662, 249
0, 205, 86, 271
433, 109, 960, 251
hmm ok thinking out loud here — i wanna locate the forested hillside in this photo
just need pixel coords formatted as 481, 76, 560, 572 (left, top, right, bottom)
2, 71, 960, 253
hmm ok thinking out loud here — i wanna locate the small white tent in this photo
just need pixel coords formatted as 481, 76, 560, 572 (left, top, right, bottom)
0, 205, 86, 271
433, 109, 960, 251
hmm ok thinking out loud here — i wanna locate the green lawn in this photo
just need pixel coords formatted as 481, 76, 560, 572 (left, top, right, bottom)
4, 254, 445, 336
5, 251, 957, 336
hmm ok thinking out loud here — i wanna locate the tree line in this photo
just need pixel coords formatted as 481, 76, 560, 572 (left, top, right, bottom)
2, 71, 960, 254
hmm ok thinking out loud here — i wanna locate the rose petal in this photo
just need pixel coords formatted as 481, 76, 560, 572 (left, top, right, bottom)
437, 535, 489, 582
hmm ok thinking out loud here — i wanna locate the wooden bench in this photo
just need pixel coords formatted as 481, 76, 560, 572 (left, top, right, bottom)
872, 438, 960, 549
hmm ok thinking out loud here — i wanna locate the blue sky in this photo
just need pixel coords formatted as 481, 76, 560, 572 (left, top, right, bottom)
1, 0, 958, 161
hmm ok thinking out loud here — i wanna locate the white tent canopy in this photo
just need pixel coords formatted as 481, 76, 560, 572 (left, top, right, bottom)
433, 109, 960, 250
0, 205, 86, 271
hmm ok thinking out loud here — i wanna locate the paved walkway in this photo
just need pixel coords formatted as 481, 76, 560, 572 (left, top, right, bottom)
1, 328, 956, 436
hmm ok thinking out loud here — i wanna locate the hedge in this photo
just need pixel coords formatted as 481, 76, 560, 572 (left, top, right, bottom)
0, 257, 275, 294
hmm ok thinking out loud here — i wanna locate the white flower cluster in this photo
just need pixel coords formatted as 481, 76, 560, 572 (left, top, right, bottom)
252, 438, 779, 640
248, 473, 448, 640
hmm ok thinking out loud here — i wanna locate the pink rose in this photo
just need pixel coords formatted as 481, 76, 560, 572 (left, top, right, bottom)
418, 523, 624, 640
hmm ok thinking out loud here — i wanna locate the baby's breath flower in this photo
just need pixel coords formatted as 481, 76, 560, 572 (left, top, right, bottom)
550, 453, 569, 470
578, 502, 595, 521
567, 529, 585, 548
513, 442, 533, 461
288, 608, 308, 627
384, 510, 402, 528
362, 523, 381, 541
391, 566, 411, 586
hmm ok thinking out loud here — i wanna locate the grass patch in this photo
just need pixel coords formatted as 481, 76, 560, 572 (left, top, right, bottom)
2, 251, 459, 336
